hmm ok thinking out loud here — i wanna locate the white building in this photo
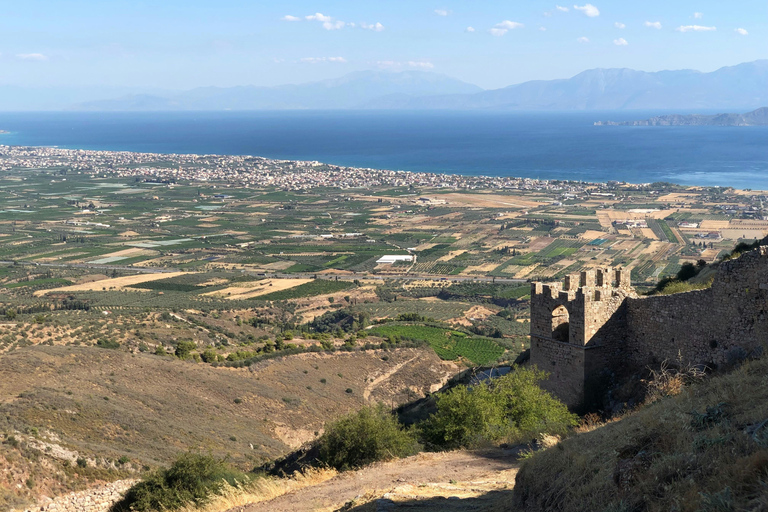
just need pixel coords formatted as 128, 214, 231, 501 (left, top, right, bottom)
376, 255, 414, 264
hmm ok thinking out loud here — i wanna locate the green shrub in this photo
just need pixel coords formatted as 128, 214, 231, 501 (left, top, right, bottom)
111, 453, 251, 512
96, 338, 120, 349
200, 349, 218, 363
175, 340, 197, 360
317, 404, 420, 470
419, 366, 577, 449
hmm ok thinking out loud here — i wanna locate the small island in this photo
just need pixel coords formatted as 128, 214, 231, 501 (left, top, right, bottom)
596, 106, 768, 126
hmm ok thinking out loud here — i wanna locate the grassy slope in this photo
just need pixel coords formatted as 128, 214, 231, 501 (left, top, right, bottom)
0, 345, 455, 508
513, 356, 768, 512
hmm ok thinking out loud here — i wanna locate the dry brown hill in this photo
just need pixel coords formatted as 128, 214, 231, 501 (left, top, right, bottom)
0, 345, 456, 509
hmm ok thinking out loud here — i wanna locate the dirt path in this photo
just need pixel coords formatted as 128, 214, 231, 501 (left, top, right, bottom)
362, 356, 417, 401
232, 448, 520, 512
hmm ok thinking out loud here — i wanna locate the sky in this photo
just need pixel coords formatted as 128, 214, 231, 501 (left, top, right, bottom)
1, 0, 765, 91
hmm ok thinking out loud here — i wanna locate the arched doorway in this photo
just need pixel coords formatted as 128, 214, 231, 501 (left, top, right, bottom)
551, 305, 570, 342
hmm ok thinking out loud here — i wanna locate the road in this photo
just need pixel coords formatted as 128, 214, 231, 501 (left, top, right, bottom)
3, 260, 527, 284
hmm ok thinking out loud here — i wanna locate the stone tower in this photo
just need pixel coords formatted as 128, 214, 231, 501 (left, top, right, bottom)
529, 268, 635, 408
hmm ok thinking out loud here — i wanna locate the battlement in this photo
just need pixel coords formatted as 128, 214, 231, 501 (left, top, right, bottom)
530, 267, 634, 348
531, 247, 768, 409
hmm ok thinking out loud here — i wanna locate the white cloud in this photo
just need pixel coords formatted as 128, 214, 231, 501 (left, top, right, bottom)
376, 60, 434, 70
614, 22, 626, 29
735, 27, 749, 36
539, 26, 547, 31
282, 15, 301, 22
408, 61, 435, 69
302, 13, 347, 30
466, 26, 476, 32
577, 36, 590, 43
556, 5, 569, 12
613, 37, 628, 45
490, 20, 524, 36
361, 22, 385, 32
306, 13, 332, 22
301, 56, 347, 63
694, 12, 703, 19
574, 4, 600, 17
434, 9, 450, 16
16, 53, 47, 61
323, 20, 346, 30
496, 20, 524, 30
644, 21, 662, 29
676, 24, 716, 32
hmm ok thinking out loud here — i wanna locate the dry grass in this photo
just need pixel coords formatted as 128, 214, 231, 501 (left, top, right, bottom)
178, 468, 338, 512
513, 355, 768, 512
35, 271, 188, 296
202, 279, 311, 300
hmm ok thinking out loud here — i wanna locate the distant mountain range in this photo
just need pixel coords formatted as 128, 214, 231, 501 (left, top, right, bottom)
595, 107, 768, 126
1, 60, 765, 112
74, 71, 483, 111
360, 60, 768, 111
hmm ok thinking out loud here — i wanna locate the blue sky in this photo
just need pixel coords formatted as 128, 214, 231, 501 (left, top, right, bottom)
2, 0, 764, 90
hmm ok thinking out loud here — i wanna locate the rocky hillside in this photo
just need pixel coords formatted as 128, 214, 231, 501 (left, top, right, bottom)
0, 345, 456, 510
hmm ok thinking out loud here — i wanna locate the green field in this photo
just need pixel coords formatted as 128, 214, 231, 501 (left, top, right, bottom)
369, 324, 504, 365
258, 279, 356, 301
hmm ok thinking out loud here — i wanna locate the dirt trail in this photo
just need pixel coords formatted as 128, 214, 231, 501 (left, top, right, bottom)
232, 448, 520, 512
362, 356, 417, 401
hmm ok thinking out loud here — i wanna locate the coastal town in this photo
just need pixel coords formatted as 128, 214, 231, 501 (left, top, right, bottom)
1, 144, 767, 289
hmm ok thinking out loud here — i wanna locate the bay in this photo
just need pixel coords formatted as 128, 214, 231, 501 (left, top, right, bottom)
0, 110, 766, 189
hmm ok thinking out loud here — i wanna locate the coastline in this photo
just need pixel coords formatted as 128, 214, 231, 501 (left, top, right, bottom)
0, 111, 766, 189
0, 142, 765, 193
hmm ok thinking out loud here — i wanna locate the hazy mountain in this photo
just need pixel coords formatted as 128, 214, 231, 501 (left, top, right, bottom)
19, 60, 768, 112
0, 86, 170, 111
595, 107, 768, 126
364, 60, 768, 111
74, 71, 483, 111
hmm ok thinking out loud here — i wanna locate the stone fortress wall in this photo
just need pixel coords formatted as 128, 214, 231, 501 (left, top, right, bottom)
530, 247, 768, 408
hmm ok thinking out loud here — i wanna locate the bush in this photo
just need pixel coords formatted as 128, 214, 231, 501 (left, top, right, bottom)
96, 338, 120, 350
419, 366, 577, 449
111, 453, 251, 512
175, 340, 197, 360
317, 404, 420, 470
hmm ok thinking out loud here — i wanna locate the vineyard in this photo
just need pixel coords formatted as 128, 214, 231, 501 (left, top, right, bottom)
369, 324, 505, 365
257, 279, 356, 301
354, 300, 471, 321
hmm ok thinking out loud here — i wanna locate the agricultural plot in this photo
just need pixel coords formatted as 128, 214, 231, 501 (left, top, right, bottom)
257, 279, 356, 301
369, 324, 505, 365
354, 300, 472, 321
35, 272, 188, 296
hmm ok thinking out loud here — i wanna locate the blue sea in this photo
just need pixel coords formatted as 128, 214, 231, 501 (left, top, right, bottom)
0, 111, 766, 189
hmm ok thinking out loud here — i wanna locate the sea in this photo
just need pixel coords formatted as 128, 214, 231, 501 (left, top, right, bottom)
0, 110, 766, 189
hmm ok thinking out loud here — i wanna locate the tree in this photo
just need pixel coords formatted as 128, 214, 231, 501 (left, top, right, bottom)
175, 341, 197, 360
419, 367, 577, 449
317, 405, 420, 470
676, 262, 698, 282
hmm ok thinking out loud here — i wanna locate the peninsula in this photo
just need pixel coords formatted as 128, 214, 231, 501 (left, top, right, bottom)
595, 106, 768, 126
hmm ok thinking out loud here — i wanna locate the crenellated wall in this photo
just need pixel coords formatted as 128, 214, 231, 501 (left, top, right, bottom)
530, 249, 768, 409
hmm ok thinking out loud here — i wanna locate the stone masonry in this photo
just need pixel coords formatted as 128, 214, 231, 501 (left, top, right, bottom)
530, 247, 768, 408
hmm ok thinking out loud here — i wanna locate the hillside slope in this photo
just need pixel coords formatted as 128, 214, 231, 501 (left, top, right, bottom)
513, 356, 768, 512
0, 345, 456, 509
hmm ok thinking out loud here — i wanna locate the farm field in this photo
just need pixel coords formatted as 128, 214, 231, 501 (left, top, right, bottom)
369, 324, 505, 365
34, 271, 188, 296
0, 145, 765, 509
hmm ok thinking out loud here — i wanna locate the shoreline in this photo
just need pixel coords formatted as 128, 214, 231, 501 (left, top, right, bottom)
0, 142, 764, 193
